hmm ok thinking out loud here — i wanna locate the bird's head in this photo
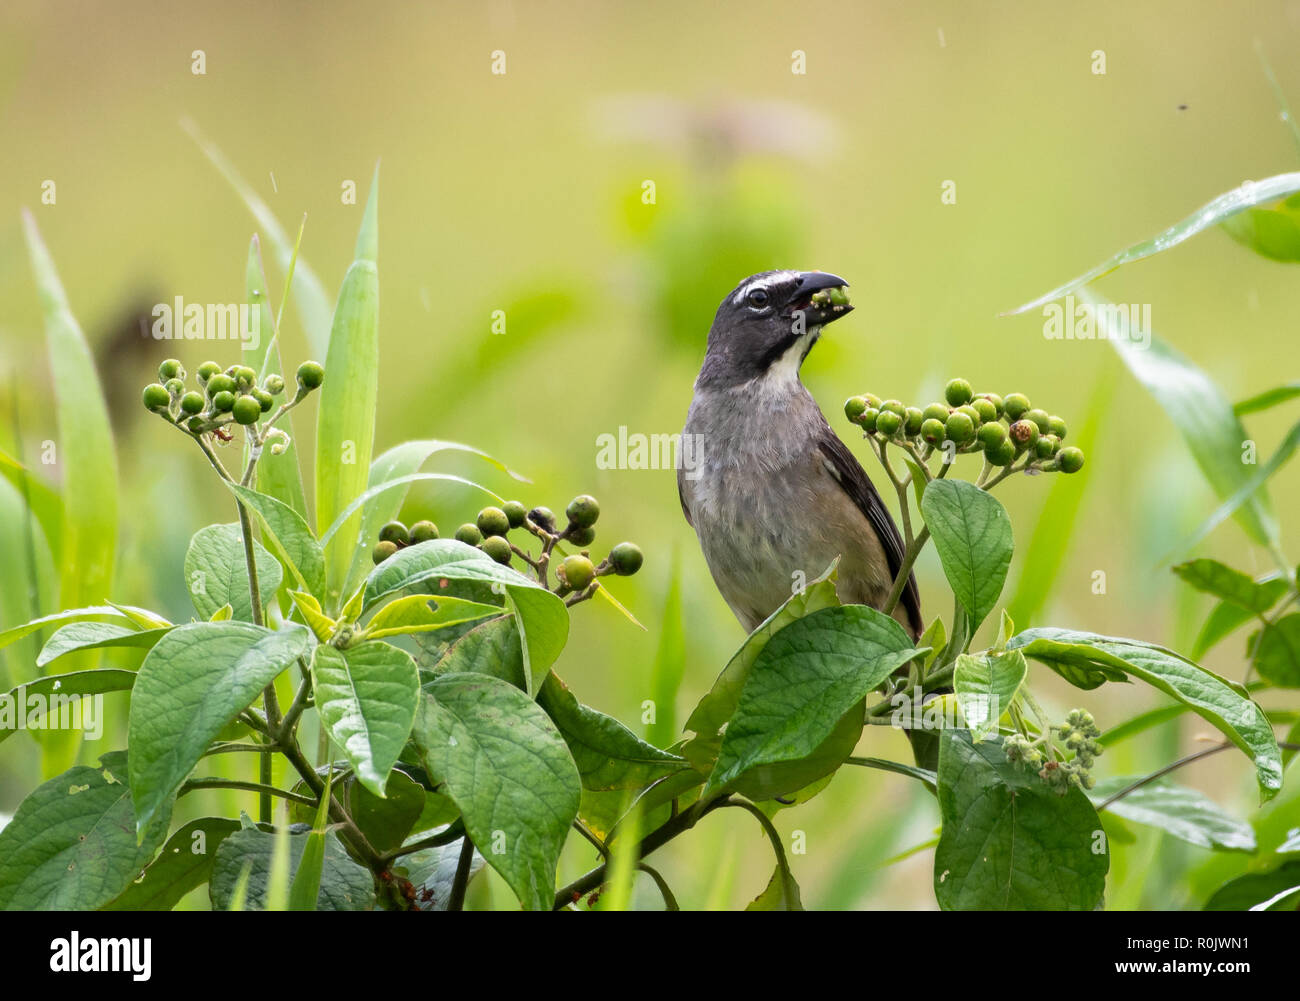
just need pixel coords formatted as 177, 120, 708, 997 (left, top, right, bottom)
698, 269, 852, 389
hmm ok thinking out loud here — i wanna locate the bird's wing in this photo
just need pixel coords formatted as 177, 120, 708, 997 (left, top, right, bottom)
815, 428, 923, 637
676, 461, 693, 527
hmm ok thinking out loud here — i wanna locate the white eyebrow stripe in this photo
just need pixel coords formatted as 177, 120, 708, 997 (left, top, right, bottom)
731, 270, 796, 306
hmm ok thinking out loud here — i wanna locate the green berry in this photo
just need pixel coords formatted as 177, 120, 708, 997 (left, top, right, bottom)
875, 410, 903, 436
159, 359, 184, 381
956, 404, 981, 425
609, 542, 643, 576
986, 438, 1017, 466
881, 399, 907, 417
1057, 447, 1085, 473
502, 501, 527, 528
859, 407, 879, 433
977, 421, 1007, 449
566, 495, 600, 528
920, 418, 946, 445
233, 366, 257, 390
562, 554, 595, 590
253, 388, 275, 412
477, 506, 511, 537
828, 286, 850, 307
296, 361, 325, 391
455, 523, 483, 546
1035, 434, 1060, 459
1047, 415, 1068, 440
206, 374, 236, 396
568, 525, 596, 547
1009, 419, 1039, 450
142, 383, 171, 412
944, 411, 975, 443
263, 374, 286, 396
180, 391, 205, 415
480, 535, 512, 565
979, 393, 1004, 417
378, 521, 409, 545
212, 391, 236, 413
904, 407, 924, 436
528, 507, 557, 533
187, 416, 206, 433
944, 378, 973, 407
372, 540, 398, 564
164, 378, 186, 399
862, 393, 882, 410
407, 520, 439, 544
232, 395, 261, 425
972, 398, 998, 424
196, 361, 222, 384
1003, 393, 1031, 421
922, 403, 950, 424
844, 396, 868, 422
1025, 409, 1051, 433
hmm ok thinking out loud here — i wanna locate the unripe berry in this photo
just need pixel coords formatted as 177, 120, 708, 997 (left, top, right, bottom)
1047, 415, 1068, 440
875, 410, 903, 436
159, 359, 184, 381
568, 525, 596, 547
922, 403, 950, 424
956, 404, 981, 425
978, 393, 1004, 417
253, 388, 275, 413
197, 361, 222, 384
903, 407, 924, 436
296, 361, 325, 391
212, 391, 236, 413
378, 521, 408, 546
972, 398, 998, 424
180, 391, 205, 415
859, 407, 879, 433
881, 399, 907, 418
1009, 419, 1039, 450
407, 520, 439, 544
920, 418, 946, 445
480, 535, 512, 565
844, 396, 868, 422
528, 507, 557, 533
232, 394, 261, 425
1003, 393, 1031, 421
372, 540, 398, 564
609, 542, 643, 576
944, 411, 975, 443
986, 438, 1017, 466
977, 421, 1007, 450
233, 366, 257, 391
1057, 446, 1085, 473
1024, 408, 1051, 433
454, 523, 483, 546
502, 500, 528, 528
164, 378, 186, 399
1035, 434, 1059, 459
944, 378, 973, 407
566, 495, 600, 528
863, 393, 883, 410
187, 416, 206, 433
263, 373, 286, 396
477, 506, 511, 537
562, 554, 595, 590
142, 383, 171, 412
206, 374, 236, 397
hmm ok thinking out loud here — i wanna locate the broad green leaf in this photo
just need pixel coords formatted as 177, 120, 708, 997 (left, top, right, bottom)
1234, 381, 1300, 416
289, 768, 333, 911
1192, 574, 1289, 659
1004, 172, 1300, 315
400, 836, 485, 911
537, 672, 687, 791
934, 731, 1108, 910
226, 483, 325, 597
730, 701, 867, 804
37, 623, 169, 668
411, 674, 581, 911
317, 165, 380, 609
363, 539, 567, 696
184, 523, 282, 622
920, 479, 1013, 635
746, 864, 803, 911
21, 210, 118, 622
349, 769, 425, 854
1008, 627, 1282, 799
362, 594, 500, 640
1090, 778, 1255, 852
128, 622, 311, 831
1220, 191, 1300, 261
319, 472, 503, 550
106, 601, 171, 630
0, 669, 136, 748
209, 826, 374, 911
418, 613, 525, 689
1252, 614, 1300, 687
0, 605, 159, 653
0, 752, 171, 910
1204, 860, 1300, 910
1172, 558, 1286, 614
289, 590, 336, 642
705, 605, 925, 795
103, 817, 242, 910
310, 640, 419, 796
1100, 703, 1188, 747
954, 649, 1026, 741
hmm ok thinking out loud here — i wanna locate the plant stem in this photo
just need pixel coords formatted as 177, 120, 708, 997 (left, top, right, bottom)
883, 526, 930, 615
720, 800, 798, 903
637, 863, 679, 910
447, 836, 475, 911
179, 778, 316, 807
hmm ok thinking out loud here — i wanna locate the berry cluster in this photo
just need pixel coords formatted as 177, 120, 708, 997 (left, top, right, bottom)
844, 378, 1085, 474
1004, 708, 1104, 793
371, 493, 643, 602
142, 357, 323, 441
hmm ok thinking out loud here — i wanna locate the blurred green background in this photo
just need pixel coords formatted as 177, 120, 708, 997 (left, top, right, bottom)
1, 0, 1299, 908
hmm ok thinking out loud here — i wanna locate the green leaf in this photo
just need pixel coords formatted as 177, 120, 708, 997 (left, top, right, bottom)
316, 165, 380, 609
537, 672, 687, 791
363, 539, 567, 696
0, 446, 63, 567
1251, 614, 1300, 687
103, 817, 242, 910
1172, 558, 1286, 614
20, 210, 117, 620
954, 649, 1026, 741
920, 479, 1013, 636
1004, 172, 1300, 315
411, 673, 581, 911
184, 523, 282, 622
746, 863, 804, 911
1220, 191, 1300, 262
310, 640, 419, 796
209, 826, 374, 911
0, 669, 136, 748
0, 605, 161, 653
1204, 860, 1300, 910
362, 593, 501, 640
1192, 575, 1289, 659
417, 613, 524, 689
705, 605, 925, 796
1234, 381, 1300, 416
349, 769, 426, 854
289, 768, 333, 911
37, 623, 169, 668
319, 473, 503, 550
1008, 627, 1283, 799
128, 622, 311, 831
226, 483, 325, 597
289, 590, 336, 642
934, 731, 1108, 910
0, 751, 171, 910
1090, 779, 1255, 852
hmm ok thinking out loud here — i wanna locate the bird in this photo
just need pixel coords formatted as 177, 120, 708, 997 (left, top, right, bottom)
678, 269, 922, 640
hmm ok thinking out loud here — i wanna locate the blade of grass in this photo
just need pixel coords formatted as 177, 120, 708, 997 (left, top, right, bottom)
289, 766, 332, 910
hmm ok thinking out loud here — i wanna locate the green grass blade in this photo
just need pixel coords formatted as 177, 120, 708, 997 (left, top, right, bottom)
645, 553, 684, 748
289, 767, 332, 910
1234, 383, 1300, 416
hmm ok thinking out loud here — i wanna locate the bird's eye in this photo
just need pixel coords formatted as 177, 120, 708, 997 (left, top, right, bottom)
746, 287, 770, 309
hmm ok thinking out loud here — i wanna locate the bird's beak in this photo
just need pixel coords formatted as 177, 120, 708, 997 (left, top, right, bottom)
788, 271, 853, 325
